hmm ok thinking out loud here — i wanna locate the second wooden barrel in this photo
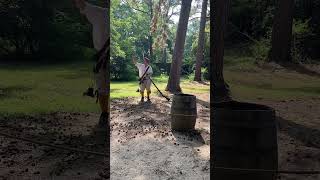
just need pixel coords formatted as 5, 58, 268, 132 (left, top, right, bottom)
171, 94, 197, 130
212, 101, 278, 180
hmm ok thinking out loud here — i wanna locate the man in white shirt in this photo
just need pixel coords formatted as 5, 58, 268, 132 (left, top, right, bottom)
132, 56, 153, 102
73, 0, 109, 128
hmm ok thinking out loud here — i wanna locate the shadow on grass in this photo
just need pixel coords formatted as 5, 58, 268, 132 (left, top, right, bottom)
277, 87, 320, 95
56, 72, 90, 80
0, 85, 33, 99
280, 63, 320, 78
232, 80, 320, 96
278, 116, 320, 149
198, 81, 210, 86
0, 60, 93, 71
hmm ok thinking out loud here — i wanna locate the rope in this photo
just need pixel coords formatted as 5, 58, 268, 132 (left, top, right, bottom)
213, 166, 320, 175
0, 131, 107, 157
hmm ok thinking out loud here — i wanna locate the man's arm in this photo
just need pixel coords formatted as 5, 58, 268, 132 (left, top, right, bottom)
148, 66, 153, 75
77, 1, 107, 26
73, 0, 86, 11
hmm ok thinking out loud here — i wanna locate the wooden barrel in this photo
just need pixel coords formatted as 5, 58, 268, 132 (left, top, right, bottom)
171, 94, 197, 130
212, 101, 278, 180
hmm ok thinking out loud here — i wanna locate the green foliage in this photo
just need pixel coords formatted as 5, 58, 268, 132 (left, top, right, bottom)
249, 38, 271, 62
229, 0, 320, 62
0, 0, 93, 62
201, 67, 209, 80
111, 0, 151, 80
292, 19, 313, 63
110, 0, 211, 81
110, 56, 136, 81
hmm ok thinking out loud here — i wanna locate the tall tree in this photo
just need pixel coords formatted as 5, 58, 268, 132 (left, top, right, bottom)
194, 0, 208, 81
166, 0, 192, 93
268, 0, 294, 63
147, 0, 154, 59
211, 0, 231, 102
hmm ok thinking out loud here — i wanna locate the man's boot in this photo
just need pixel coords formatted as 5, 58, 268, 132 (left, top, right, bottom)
147, 90, 151, 102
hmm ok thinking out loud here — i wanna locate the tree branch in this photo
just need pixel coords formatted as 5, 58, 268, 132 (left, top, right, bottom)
189, 16, 210, 21
123, 0, 149, 14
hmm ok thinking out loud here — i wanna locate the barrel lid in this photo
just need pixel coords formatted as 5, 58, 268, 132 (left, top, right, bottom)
212, 101, 274, 112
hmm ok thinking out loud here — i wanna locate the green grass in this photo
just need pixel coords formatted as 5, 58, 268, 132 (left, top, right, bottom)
0, 63, 209, 115
224, 55, 320, 101
0, 62, 98, 115
0, 55, 319, 115
111, 74, 209, 98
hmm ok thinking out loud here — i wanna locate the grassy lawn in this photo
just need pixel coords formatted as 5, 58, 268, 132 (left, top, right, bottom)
111, 75, 209, 98
223, 56, 320, 101
0, 58, 319, 115
0, 62, 209, 115
0, 62, 98, 115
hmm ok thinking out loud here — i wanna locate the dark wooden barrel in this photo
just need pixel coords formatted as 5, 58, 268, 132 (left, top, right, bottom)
212, 101, 278, 180
171, 94, 197, 130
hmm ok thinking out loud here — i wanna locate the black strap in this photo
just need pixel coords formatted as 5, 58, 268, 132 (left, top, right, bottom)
93, 37, 110, 73
139, 65, 150, 84
95, 37, 110, 61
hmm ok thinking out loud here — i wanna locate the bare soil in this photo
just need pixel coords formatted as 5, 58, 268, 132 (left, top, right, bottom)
0, 112, 109, 180
260, 98, 320, 180
110, 96, 210, 180
0, 95, 319, 180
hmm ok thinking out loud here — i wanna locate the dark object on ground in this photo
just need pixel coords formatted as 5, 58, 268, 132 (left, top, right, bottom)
83, 87, 95, 98
212, 101, 278, 180
171, 94, 197, 130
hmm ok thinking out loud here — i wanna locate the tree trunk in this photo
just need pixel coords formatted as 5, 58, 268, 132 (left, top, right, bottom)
162, 48, 167, 63
148, 0, 154, 60
166, 0, 192, 93
268, 0, 294, 63
211, 0, 231, 103
194, 0, 208, 82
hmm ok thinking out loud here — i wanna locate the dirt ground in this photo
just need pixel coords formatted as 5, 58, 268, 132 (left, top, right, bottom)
0, 94, 319, 180
0, 112, 109, 180
261, 98, 320, 180
110, 96, 210, 180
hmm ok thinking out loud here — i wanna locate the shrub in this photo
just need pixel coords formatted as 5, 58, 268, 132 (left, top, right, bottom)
202, 67, 210, 80
292, 19, 313, 63
249, 38, 270, 62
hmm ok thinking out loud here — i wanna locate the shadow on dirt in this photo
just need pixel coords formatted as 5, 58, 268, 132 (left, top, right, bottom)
0, 113, 110, 179
196, 98, 210, 108
172, 129, 206, 147
278, 116, 320, 149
